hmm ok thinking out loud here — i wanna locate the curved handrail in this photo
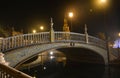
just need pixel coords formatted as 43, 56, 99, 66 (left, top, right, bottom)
0, 63, 32, 78
0, 32, 106, 52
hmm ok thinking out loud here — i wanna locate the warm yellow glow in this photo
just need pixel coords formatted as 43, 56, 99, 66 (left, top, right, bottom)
100, 0, 107, 4
40, 26, 44, 30
94, 0, 109, 9
33, 30, 36, 33
97, 0, 107, 5
118, 33, 120, 37
68, 12, 73, 18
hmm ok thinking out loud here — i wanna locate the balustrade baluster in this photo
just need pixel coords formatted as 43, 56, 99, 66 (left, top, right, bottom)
38, 34, 40, 43
25, 35, 27, 46
8, 37, 11, 49
20, 35, 23, 46
27, 35, 29, 45
30, 34, 32, 45
2, 40, 5, 51
39, 34, 41, 43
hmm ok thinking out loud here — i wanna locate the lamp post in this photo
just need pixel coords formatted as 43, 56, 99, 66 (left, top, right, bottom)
40, 26, 44, 31
33, 30, 36, 33
68, 12, 73, 32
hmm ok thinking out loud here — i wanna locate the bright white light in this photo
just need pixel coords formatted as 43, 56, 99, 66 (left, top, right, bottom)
40, 26, 44, 30
50, 51, 53, 55
43, 66, 46, 70
50, 56, 54, 59
33, 30, 36, 33
94, 0, 108, 8
100, 0, 107, 3
118, 33, 120, 37
68, 12, 73, 18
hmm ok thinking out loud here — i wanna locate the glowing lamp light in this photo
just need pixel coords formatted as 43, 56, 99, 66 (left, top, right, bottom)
95, 0, 108, 9
68, 12, 73, 18
50, 56, 54, 59
40, 26, 44, 30
50, 51, 53, 55
33, 30, 36, 33
100, 0, 107, 3
118, 33, 120, 37
43, 66, 46, 70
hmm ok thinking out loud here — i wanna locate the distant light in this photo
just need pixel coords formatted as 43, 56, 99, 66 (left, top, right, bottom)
43, 66, 46, 70
94, 0, 108, 9
50, 51, 53, 55
33, 30, 36, 33
68, 12, 73, 18
90, 9, 93, 12
50, 56, 54, 59
100, 0, 107, 3
40, 26, 44, 30
118, 33, 120, 37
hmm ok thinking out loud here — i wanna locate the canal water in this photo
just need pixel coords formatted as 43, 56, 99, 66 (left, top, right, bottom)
21, 60, 120, 78
20, 48, 120, 78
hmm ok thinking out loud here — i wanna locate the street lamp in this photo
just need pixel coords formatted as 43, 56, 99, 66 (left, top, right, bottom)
33, 30, 36, 33
118, 33, 120, 37
99, 0, 107, 4
68, 12, 73, 32
95, 0, 108, 9
40, 26, 44, 31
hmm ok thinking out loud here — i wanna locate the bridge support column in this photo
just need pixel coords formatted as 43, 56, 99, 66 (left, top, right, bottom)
50, 18, 55, 42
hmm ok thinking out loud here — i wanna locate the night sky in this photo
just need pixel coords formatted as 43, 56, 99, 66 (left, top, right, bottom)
0, 0, 120, 37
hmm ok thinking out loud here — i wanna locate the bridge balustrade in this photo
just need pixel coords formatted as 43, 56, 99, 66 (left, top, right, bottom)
88, 35, 106, 49
0, 63, 32, 78
0, 32, 106, 52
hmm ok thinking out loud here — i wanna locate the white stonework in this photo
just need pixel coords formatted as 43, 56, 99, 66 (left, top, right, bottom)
0, 52, 9, 66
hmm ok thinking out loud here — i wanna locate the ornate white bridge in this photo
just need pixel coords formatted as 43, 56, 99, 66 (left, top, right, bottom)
0, 31, 117, 68
0, 18, 118, 78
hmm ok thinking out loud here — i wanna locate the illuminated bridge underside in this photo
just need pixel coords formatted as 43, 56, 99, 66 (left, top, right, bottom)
5, 42, 108, 68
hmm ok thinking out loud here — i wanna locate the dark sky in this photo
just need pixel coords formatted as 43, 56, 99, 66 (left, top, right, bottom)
0, 0, 120, 37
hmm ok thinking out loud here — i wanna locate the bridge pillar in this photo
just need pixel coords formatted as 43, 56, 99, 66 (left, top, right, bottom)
50, 18, 55, 42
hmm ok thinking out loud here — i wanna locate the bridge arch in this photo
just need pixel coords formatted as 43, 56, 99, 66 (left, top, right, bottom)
4, 42, 108, 68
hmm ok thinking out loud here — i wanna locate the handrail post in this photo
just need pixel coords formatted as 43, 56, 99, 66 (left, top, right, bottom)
50, 18, 55, 43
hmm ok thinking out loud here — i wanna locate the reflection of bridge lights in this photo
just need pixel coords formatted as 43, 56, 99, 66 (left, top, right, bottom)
50, 51, 53, 55
50, 56, 54, 59
43, 66, 46, 70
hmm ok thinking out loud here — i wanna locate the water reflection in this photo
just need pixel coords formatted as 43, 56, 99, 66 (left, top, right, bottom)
19, 49, 66, 70
20, 49, 120, 78
22, 61, 106, 78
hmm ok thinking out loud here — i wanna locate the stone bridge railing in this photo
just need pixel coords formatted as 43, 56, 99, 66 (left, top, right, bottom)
0, 32, 106, 52
0, 63, 32, 78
